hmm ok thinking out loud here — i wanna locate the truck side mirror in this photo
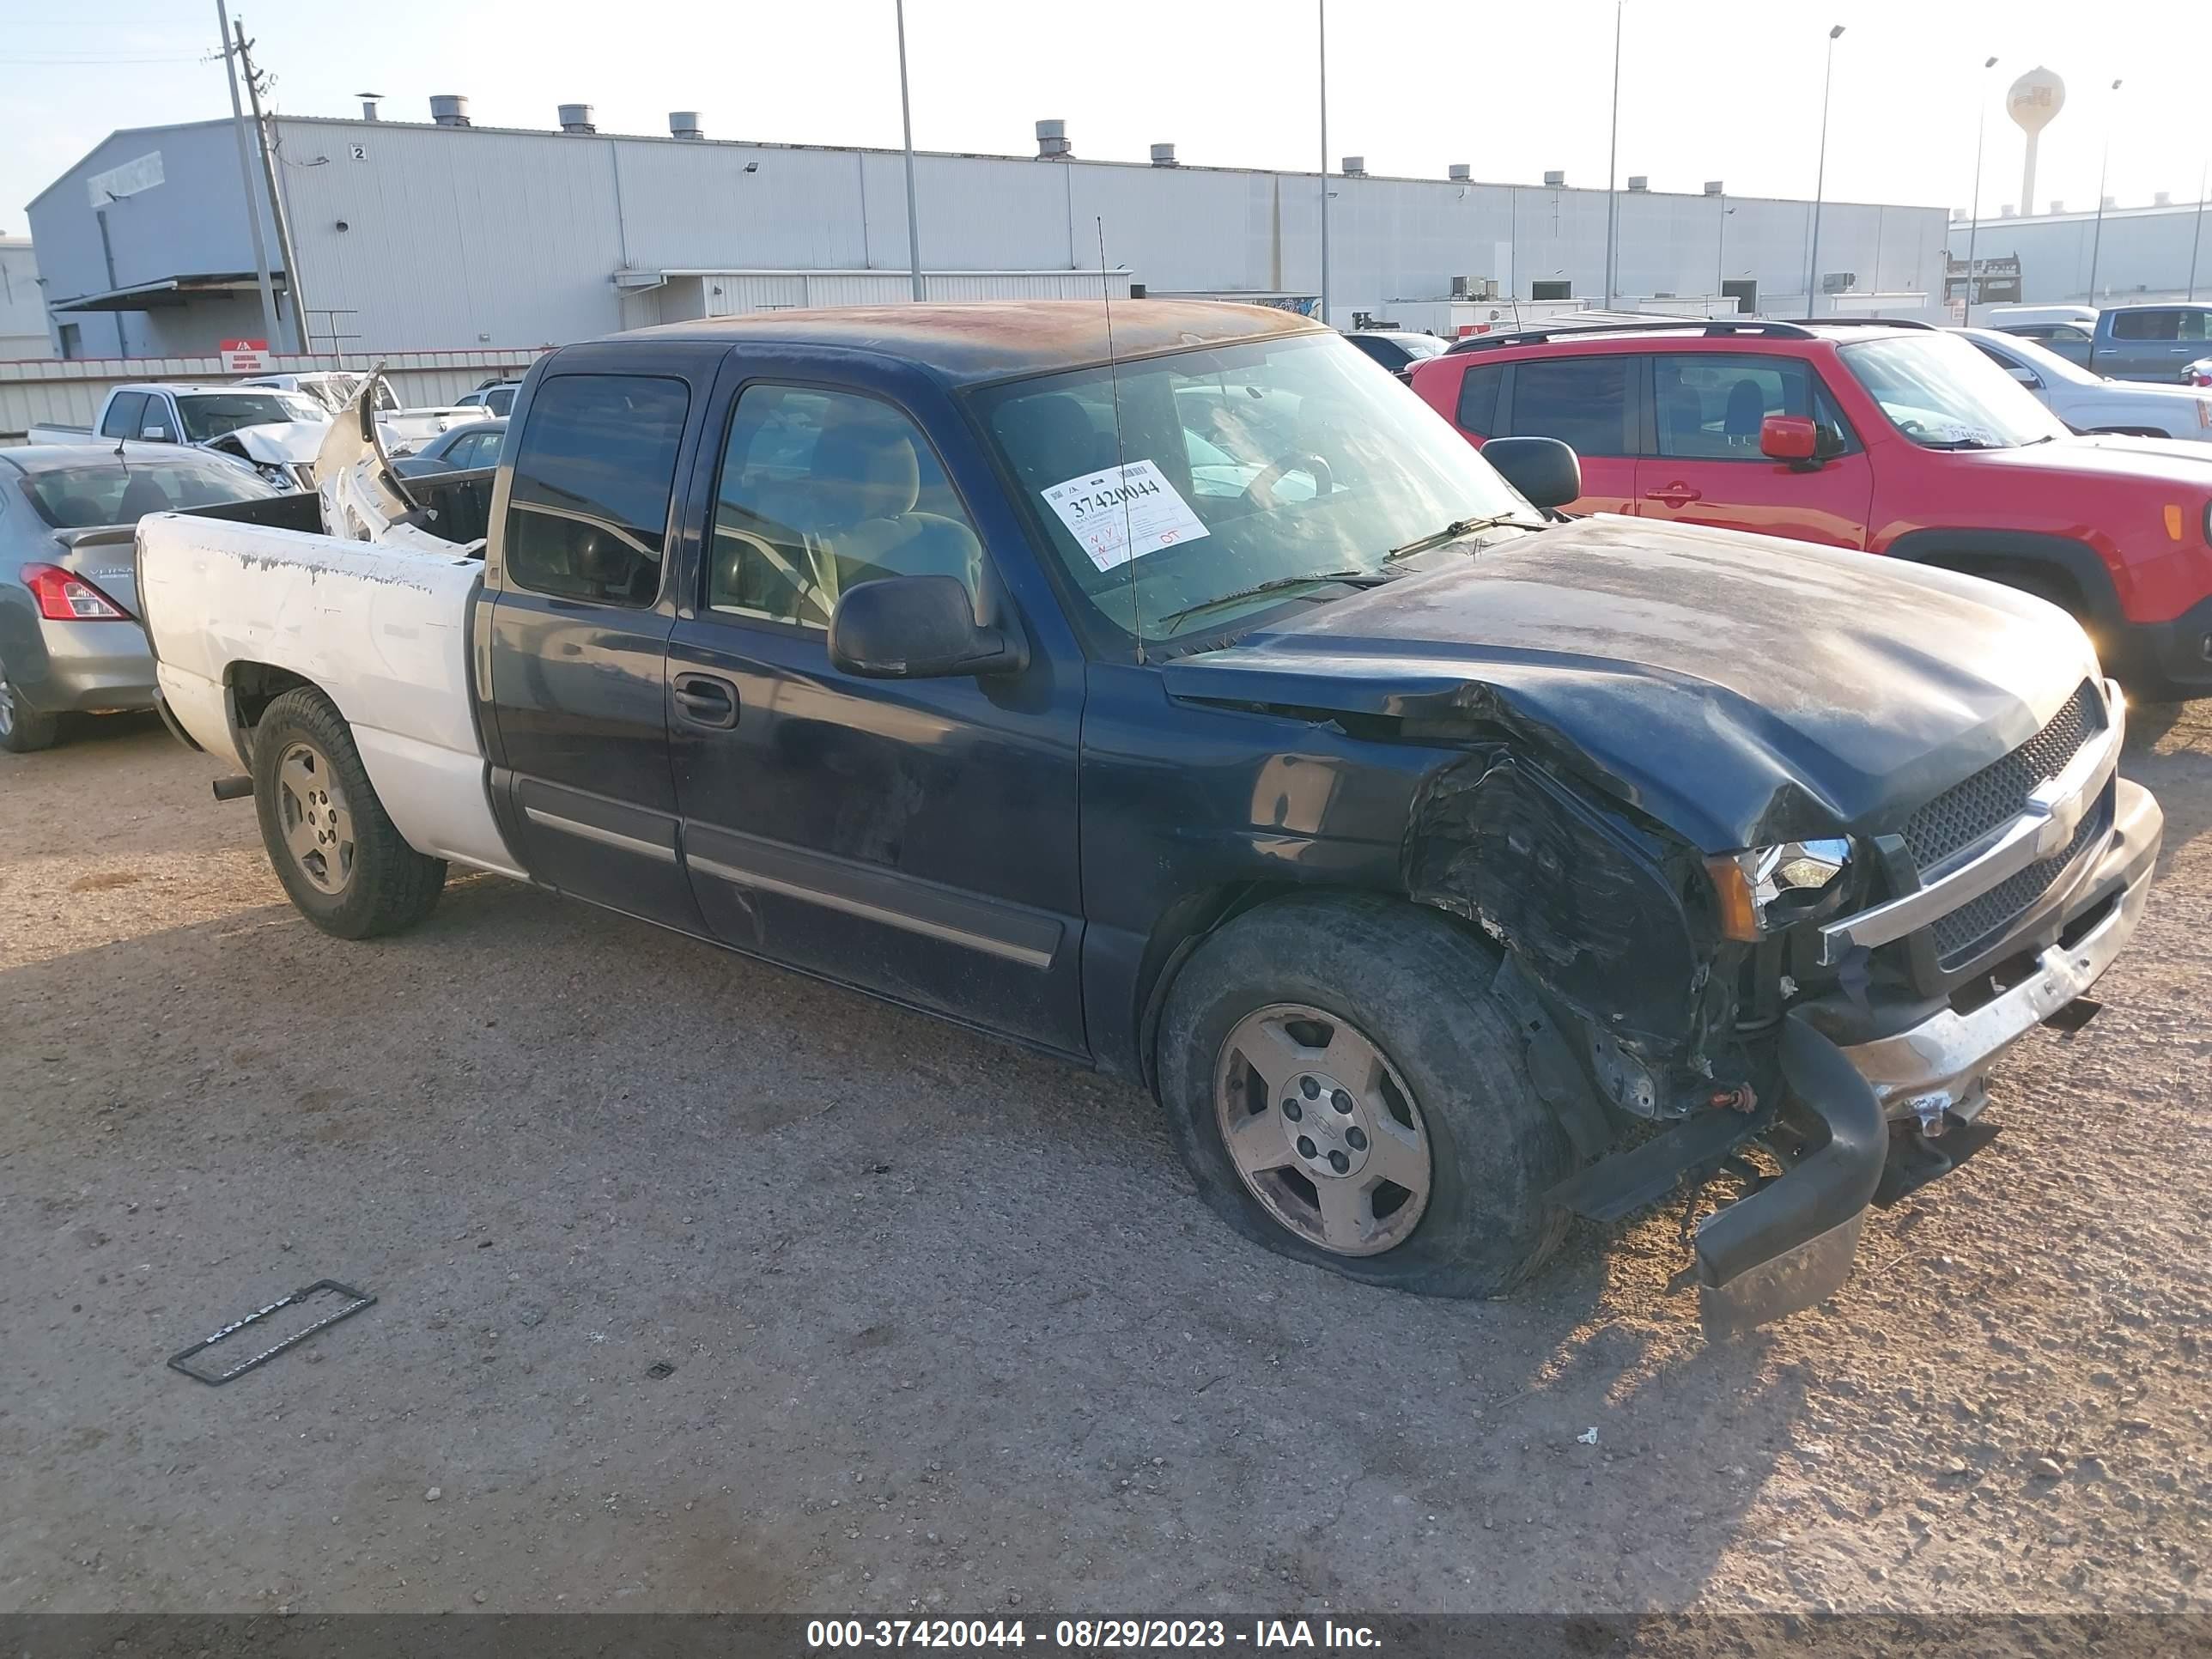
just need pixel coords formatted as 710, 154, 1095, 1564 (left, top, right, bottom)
2005, 362, 2043, 388
1480, 436, 1582, 512
141, 424, 171, 441
828, 574, 1027, 680
1759, 416, 1819, 465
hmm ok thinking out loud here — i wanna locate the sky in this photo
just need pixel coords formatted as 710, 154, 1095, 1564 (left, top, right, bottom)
6, 0, 2211, 237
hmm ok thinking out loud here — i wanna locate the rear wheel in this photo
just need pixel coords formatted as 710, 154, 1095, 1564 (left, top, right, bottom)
251, 687, 446, 938
1157, 893, 1574, 1297
0, 659, 59, 754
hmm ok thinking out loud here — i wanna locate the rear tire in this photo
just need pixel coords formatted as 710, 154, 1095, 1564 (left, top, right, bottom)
0, 661, 59, 753
1156, 893, 1574, 1297
251, 686, 446, 939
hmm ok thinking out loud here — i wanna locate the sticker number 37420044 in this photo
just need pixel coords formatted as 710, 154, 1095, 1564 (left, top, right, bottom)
1040, 459, 1211, 574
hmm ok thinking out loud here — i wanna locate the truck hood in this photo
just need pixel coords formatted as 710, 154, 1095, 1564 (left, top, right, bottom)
205, 422, 329, 465
1159, 514, 2100, 851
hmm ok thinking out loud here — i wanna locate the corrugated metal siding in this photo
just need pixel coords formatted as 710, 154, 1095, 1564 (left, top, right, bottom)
1959, 206, 2212, 305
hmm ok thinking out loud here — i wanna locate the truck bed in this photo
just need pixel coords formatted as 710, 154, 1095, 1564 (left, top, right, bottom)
136, 506, 523, 879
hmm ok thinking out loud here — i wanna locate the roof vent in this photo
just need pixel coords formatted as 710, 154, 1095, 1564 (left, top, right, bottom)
559, 104, 596, 134
1626, 175, 1649, 191
1951, 207, 1967, 221
357, 94, 382, 122
1703, 179, 1723, 196
1150, 143, 1178, 167
2000, 203, 2017, 217
1542, 169, 1566, 187
1340, 155, 1366, 177
2155, 191, 2172, 207
2102, 194, 2117, 209
1448, 163, 1472, 182
670, 112, 704, 140
2049, 199, 2064, 214
1036, 118, 1072, 160
429, 94, 471, 127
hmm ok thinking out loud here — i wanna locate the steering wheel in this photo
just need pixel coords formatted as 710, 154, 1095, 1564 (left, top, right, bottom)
1243, 453, 1335, 511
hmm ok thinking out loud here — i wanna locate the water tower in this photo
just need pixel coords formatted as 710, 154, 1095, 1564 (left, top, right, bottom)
2008, 67, 2066, 216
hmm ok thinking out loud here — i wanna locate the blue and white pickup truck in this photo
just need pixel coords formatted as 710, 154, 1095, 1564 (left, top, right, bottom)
131, 305, 2160, 1327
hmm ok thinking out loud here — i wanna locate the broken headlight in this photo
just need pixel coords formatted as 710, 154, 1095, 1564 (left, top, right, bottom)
1706, 838, 1853, 940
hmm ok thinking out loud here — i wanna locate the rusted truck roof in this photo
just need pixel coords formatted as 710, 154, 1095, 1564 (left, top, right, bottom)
618, 299, 1324, 386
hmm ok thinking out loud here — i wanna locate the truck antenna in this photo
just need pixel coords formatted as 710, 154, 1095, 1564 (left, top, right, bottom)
1097, 217, 1141, 662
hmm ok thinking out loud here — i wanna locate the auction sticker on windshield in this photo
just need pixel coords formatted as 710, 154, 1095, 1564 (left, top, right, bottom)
1041, 460, 1210, 573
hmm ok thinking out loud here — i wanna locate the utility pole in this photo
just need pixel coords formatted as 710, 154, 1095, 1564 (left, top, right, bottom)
1604, 0, 1622, 308
1806, 23, 1844, 316
234, 17, 310, 353
1317, 0, 1331, 327
896, 0, 924, 301
2190, 156, 2209, 302
216, 0, 279, 349
1963, 56, 1996, 322
2087, 78, 2123, 303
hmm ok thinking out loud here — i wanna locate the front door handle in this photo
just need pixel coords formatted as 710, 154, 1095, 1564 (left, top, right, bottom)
1644, 483, 1703, 507
672, 672, 739, 730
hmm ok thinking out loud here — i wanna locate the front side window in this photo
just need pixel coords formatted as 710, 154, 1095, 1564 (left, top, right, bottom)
975, 331, 1529, 653
1650, 353, 1855, 459
1509, 356, 1634, 456
504, 374, 689, 606
174, 392, 324, 441
1839, 333, 2068, 451
707, 385, 981, 629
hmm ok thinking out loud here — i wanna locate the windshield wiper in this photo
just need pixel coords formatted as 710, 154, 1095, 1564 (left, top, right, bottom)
1157, 569, 1387, 633
1384, 514, 1547, 562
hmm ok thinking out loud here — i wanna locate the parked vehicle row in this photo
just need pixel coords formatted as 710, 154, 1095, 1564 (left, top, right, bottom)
1960, 327, 2212, 441
131, 307, 2159, 1328
1984, 301, 2212, 385
1411, 316, 2212, 700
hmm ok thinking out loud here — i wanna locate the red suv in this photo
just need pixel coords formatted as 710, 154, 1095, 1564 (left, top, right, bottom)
1408, 318, 2212, 699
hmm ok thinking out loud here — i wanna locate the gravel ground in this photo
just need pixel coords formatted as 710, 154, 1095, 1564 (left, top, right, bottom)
1, 703, 2207, 1620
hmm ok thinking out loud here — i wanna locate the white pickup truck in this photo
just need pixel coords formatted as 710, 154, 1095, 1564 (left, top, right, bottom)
28, 382, 330, 489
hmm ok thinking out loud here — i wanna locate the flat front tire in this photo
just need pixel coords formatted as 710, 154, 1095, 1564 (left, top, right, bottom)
251, 687, 446, 939
1157, 893, 1573, 1297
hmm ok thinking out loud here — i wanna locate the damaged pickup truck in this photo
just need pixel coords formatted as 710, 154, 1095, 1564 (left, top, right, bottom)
133, 304, 2161, 1324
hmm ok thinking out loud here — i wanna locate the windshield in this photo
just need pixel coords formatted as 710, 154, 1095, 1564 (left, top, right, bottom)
1973, 330, 2100, 389
1839, 333, 2069, 450
21, 456, 276, 528
176, 392, 325, 441
1394, 334, 1445, 359
975, 332, 1530, 650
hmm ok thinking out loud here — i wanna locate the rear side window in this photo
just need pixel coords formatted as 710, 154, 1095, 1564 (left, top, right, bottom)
2111, 311, 2177, 341
1508, 356, 1632, 456
100, 391, 148, 440
504, 374, 690, 607
1454, 363, 1504, 434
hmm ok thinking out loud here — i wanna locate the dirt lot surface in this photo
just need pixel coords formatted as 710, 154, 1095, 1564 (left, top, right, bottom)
2, 705, 2207, 1620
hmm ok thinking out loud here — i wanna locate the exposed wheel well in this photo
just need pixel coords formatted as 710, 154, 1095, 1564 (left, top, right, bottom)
225, 662, 319, 763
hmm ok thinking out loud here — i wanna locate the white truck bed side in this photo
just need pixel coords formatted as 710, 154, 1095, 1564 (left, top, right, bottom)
137, 513, 524, 879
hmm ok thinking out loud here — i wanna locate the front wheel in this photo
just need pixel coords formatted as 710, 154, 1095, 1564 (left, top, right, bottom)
251, 686, 446, 939
1156, 894, 1574, 1297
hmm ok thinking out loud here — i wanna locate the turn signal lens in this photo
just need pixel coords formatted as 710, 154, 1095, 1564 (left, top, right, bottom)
1707, 838, 1854, 941
1706, 856, 1761, 942
2164, 504, 2185, 542
21, 562, 131, 621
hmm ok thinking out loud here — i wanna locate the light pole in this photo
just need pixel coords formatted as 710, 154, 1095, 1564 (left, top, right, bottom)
2191, 155, 2209, 301
2087, 78, 2123, 302
1604, 0, 1623, 308
1963, 55, 1997, 322
896, 0, 923, 301
1806, 22, 1844, 316
1317, 0, 1331, 326
215, 0, 279, 349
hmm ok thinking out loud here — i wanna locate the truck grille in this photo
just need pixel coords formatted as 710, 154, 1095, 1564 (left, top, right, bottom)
1899, 681, 2102, 872
1930, 782, 2114, 964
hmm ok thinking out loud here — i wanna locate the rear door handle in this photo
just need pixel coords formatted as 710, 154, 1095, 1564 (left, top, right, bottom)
1644, 484, 1702, 507
672, 672, 739, 730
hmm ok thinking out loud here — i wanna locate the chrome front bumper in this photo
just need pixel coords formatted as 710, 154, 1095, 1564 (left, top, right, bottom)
1838, 776, 2161, 1122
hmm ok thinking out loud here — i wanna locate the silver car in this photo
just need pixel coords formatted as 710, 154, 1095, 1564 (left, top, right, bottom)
0, 443, 278, 752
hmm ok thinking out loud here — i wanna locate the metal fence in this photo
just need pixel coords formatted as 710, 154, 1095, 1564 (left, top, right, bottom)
0, 347, 553, 443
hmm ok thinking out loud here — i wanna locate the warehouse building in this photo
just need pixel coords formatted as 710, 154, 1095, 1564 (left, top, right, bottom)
26, 100, 1953, 359
1954, 198, 2212, 310
0, 237, 47, 359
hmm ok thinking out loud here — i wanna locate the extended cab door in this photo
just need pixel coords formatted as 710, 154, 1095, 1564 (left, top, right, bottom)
1633, 352, 1874, 548
477, 357, 711, 929
661, 352, 1088, 1054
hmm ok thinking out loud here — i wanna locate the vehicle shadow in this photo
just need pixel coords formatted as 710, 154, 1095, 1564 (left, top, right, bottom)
2120, 696, 2212, 878
1, 873, 1827, 1615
